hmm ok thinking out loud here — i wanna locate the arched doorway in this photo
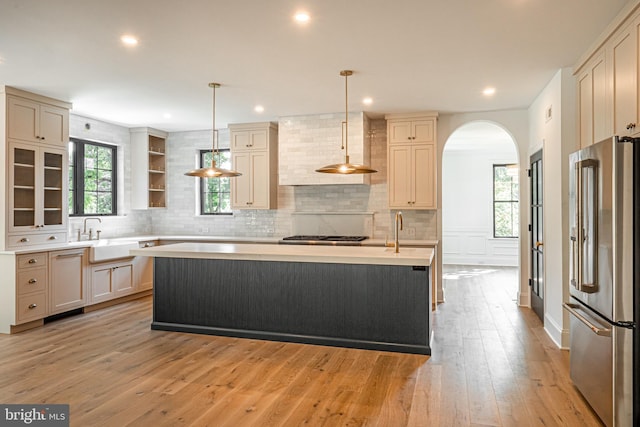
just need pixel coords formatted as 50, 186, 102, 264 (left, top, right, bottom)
442, 121, 521, 300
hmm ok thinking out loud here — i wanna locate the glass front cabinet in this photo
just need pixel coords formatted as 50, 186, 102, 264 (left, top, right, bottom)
9, 142, 68, 235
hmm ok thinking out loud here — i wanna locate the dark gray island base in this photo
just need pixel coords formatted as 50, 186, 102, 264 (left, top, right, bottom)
152, 257, 432, 355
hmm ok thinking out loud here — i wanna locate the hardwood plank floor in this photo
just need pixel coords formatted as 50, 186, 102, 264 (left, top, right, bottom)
0, 265, 603, 426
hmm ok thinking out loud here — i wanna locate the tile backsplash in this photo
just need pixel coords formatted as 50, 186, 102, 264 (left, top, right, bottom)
68, 114, 436, 240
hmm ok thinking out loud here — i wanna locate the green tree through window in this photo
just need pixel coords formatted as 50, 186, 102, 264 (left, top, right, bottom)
69, 138, 117, 216
200, 149, 232, 215
493, 164, 519, 238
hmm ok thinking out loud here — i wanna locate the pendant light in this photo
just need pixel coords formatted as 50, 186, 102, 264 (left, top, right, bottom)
316, 70, 377, 174
185, 82, 242, 178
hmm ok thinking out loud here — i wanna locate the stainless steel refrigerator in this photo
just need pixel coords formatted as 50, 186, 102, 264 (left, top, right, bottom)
564, 135, 638, 427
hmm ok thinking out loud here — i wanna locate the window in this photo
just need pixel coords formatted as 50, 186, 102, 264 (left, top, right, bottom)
68, 138, 117, 216
493, 164, 519, 238
200, 149, 232, 215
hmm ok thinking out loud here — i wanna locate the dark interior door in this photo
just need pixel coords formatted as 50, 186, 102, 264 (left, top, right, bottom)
530, 150, 544, 322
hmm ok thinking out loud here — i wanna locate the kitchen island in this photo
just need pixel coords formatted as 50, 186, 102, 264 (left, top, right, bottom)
131, 242, 434, 354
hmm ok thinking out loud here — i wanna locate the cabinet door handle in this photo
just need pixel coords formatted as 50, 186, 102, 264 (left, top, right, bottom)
28, 303, 37, 309
28, 259, 37, 264
28, 278, 38, 284
48, 235, 58, 240
20, 238, 29, 243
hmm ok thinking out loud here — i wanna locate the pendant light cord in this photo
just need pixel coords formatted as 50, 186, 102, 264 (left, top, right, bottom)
344, 71, 348, 158
210, 82, 220, 169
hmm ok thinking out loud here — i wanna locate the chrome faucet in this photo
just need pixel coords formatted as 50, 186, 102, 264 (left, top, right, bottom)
83, 217, 102, 240
394, 211, 403, 253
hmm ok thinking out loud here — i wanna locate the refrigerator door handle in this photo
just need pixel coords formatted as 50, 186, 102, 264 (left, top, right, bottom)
563, 303, 611, 336
573, 158, 599, 293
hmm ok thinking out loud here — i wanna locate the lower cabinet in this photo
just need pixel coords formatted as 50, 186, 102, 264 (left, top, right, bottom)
134, 240, 155, 291
15, 252, 48, 323
90, 259, 134, 304
49, 248, 86, 314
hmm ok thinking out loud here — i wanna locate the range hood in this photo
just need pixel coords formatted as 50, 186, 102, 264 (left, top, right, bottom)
278, 112, 372, 185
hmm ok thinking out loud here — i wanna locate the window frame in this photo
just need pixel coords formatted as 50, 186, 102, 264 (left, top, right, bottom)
68, 137, 118, 217
492, 163, 519, 239
199, 148, 233, 216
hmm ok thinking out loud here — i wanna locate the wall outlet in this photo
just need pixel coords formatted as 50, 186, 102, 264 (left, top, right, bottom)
406, 227, 416, 237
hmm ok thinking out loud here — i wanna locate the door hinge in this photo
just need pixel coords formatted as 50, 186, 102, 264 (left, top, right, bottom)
528, 278, 533, 288
528, 224, 532, 232
618, 136, 640, 144
527, 169, 531, 177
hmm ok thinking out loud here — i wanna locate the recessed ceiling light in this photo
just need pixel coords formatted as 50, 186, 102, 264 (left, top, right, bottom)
120, 35, 139, 46
362, 97, 373, 106
294, 11, 310, 23
163, 113, 172, 119
254, 105, 265, 113
483, 87, 496, 96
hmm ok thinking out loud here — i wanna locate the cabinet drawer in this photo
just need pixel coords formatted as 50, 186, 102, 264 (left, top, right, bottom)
8, 232, 67, 248
17, 252, 48, 269
17, 268, 47, 294
16, 292, 47, 323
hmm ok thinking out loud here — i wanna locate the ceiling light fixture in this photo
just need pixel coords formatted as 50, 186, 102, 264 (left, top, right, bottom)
316, 70, 377, 175
362, 97, 373, 106
254, 105, 264, 113
483, 87, 496, 96
120, 35, 139, 46
185, 83, 242, 178
294, 12, 310, 23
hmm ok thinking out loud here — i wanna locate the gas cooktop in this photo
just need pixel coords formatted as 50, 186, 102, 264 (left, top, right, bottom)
280, 235, 369, 246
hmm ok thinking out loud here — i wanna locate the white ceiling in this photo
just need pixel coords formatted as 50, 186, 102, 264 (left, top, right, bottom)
0, 0, 632, 132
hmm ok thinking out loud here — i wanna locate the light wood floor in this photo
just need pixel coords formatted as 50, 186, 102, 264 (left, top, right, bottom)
0, 265, 603, 426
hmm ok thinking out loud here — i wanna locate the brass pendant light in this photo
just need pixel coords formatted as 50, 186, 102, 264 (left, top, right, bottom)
185, 83, 242, 178
316, 70, 377, 174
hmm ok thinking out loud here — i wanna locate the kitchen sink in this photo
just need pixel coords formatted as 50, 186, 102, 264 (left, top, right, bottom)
89, 239, 139, 263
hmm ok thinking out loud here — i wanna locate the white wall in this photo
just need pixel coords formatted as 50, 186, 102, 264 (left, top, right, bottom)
67, 115, 438, 242
442, 145, 518, 266
528, 68, 577, 348
68, 114, 152, 239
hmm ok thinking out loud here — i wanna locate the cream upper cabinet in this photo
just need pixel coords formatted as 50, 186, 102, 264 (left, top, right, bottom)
231, 129, 269, 151
1, 87, 71, 251
8, 142, 68, 238
388, 143, 436, 209
388, 118, 435, 144
611, 17, 639, 137
575, 8, 640, 143
386, 113, 438, 210
7, 95, 69, 146
230, 122, 278, 210
49, 248, 86, 315
232, 151, 270, 209
577, 52, 608, 148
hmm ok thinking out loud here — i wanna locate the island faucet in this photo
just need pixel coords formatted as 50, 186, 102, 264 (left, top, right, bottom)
394, 211, 403, 253
83, 217, 102, 240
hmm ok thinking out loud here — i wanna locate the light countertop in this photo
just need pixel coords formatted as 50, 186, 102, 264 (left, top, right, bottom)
1, 235, 438, 255
130, 242, 434, 267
